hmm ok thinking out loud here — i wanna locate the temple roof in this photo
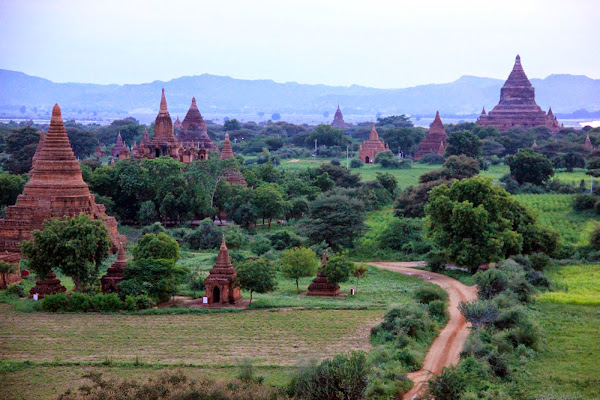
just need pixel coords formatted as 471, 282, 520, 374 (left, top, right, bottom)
430, 111, 445, 133
369, 123, 379, 141
504, 55, 533, 88
181, 97, 207, 133
220, 133, 234, 159
152, 89, 177, 143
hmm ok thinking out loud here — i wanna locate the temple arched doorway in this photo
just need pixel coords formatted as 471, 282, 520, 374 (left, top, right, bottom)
212, 286, 221, 303
365, 156, 370, 163
155, 148, 160, 158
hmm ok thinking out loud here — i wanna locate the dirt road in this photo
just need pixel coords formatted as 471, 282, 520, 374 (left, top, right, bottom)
368, 262, 477, 400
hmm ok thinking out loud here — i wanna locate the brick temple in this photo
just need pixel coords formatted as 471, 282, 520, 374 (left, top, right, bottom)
0, 104, 125, 290
111, 132, 125, 157
307, 254, 340, 296
477, 55, 561, 133
358, 123, 388, 163
179, 97, 218, 151
414, 111, 448, 161
204, 236, 242, 304
220, 133, 248, 187
331, 105, 349, 129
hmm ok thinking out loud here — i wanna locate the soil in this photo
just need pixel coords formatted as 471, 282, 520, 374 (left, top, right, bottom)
368, 262, 477, 400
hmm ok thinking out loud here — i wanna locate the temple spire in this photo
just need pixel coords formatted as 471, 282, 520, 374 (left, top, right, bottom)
160, 88, 168, 112
369, 123, 379, 140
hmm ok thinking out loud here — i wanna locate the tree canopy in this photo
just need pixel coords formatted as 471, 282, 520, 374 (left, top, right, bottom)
506, 148, 554, 185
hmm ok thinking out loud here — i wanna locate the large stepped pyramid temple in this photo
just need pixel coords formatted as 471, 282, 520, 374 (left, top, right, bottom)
0, 104, 125, 266
477, 55, 561, 133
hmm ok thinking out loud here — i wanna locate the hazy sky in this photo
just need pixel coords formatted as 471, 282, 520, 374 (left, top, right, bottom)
1, 0, 598, 88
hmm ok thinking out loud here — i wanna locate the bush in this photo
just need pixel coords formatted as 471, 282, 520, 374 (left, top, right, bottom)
5, 283, 25, 298
573, 194, 597, 211
91, 293, 122, 312
376, 304, 437, 342
428, 299, 449, 323
528, 252, 550, 271
414, 285, 447, 304
184, 219, 221, 250
140, 222, 167, 235
475, 269, 509, 300
40, 293, 68, 312
418, 153, 445, 164
267, 230, 304, 250
69, 292, 92, 312
250, 235, 272, 255
289, 351, 370, 400
350, 158, 363, 168
590, 225, 600, 250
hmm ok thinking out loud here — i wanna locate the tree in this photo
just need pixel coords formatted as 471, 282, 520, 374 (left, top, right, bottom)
223, 119, 241, 131
506, 148, 554, 185
307, 125, 350, 148
232, 203, 258, 229
0, 172, 28, 207
426, 177, 524, 273
322, 254, 354, 286
132, 232, 180, 261
376, 172, 398, 196
21, 215, 112, 291
280, 247, 319, 292
236, 258, 277, 303
0, 261, 18, 289
301, 192, 366, 250
252, 182, 289, 228
445, 130, 482, 159
271, 113, 281, 121
3, 126, 40, 174
65, 124, 98, 159
458, 300, 499, 329
352, 264, 367, 290
120, 258, 188, 303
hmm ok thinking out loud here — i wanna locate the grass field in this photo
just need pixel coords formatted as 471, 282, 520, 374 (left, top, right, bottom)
538, 264, 600, 306
515, 194, 599, 246
519, 302, 600, 399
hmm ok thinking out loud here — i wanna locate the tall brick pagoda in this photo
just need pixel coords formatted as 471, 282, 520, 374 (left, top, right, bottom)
111, 132, 125, 157
331, 105, 348, 129
204, 236, 242, 304
414, 111, 448, 161
179, 97, 214, 149
0, 103, 125, 266
137, 89, 182, 159
358, 123, 388, 163
477, 55, 561, 133
220, 133, 248, 187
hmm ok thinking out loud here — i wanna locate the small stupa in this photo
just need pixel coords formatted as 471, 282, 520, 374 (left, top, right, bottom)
585, 134, 594, 150
204, 236, 242, 304
93, 144, 105, 158
101, 243, 128, 294
111, 132, 125, 157
29, 271, 66, 298
307, 253, 340, 296
220, 133, 248, 187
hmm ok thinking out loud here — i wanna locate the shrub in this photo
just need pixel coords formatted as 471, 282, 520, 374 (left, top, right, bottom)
475, 269, 509, 300
418, 153, 445, 164
590, 225, 600, 250
250, 235, 271, 255
528, 252, 550, 271
267, 230, 304, 250
91, 293, 122, 312
426, 364, 468, 400
124, 295, 137, 311
573, 194, 596, 211
350, 158, 363, 168
428, 299, 449, 323
40, 293, 68, 312
237, 358, 264, 384
5, 283, 25, 298
376, 304, 437, 342
526, 270, 550, 287
184, 219, 221, 250
414, 285, 447, 304
289, 351, 370, 400
140, 222, 167, 235
135, 296, 154, 310
223, 225, 248, 249
69, 292, 92, 312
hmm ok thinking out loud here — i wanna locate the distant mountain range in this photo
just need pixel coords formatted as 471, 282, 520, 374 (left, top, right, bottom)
0, 69, 598, 119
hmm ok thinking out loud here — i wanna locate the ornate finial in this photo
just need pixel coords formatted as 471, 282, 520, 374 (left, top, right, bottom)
321, 253, 327, 265
221, 234, 227, 249
436, 110, 440, 117
192, 97, 196, 105
116, 242, 126, 261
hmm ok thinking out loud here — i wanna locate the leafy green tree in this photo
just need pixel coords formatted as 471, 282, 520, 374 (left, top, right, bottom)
252, 182, 289, 228
236, 258, 277, 303
232, 203, 258, 229
223, 119, 241, 131
21, 215, 111, 291
280, 247, 319, 292
120, 258, 188, 303
65, 124, 98, 159
352, 264, 368, 289
0, 172, 28, 207
0, 261, 18, 289
445, 130, 482, 159
132, 232, 180, 262
313, 172, 335, 192
307, 124, 350, 147
301, 192, 366, 250
3, 126, 40, 174
426, 177, 523, 273
376, 172, 398, 196
322, 254, 354, 286
376, 114, 413, 128
137, 200, 158, 225
506, 148, 554, 185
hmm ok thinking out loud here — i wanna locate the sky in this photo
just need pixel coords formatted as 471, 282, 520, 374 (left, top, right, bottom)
0, 0, 598, 88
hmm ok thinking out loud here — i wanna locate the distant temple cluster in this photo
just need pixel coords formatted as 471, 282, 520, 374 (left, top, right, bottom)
477, 55, 561, 133
110, 89, 246, 187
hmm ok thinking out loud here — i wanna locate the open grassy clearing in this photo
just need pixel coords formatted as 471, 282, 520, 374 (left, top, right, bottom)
518, 302, 600, 399
515, 194, 599, 246
538, 264, 600, 305
0, 362, 291, 400
0, 304, 381, 366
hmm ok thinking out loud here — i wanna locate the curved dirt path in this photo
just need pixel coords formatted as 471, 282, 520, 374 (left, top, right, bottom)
368, 262, 477, 400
